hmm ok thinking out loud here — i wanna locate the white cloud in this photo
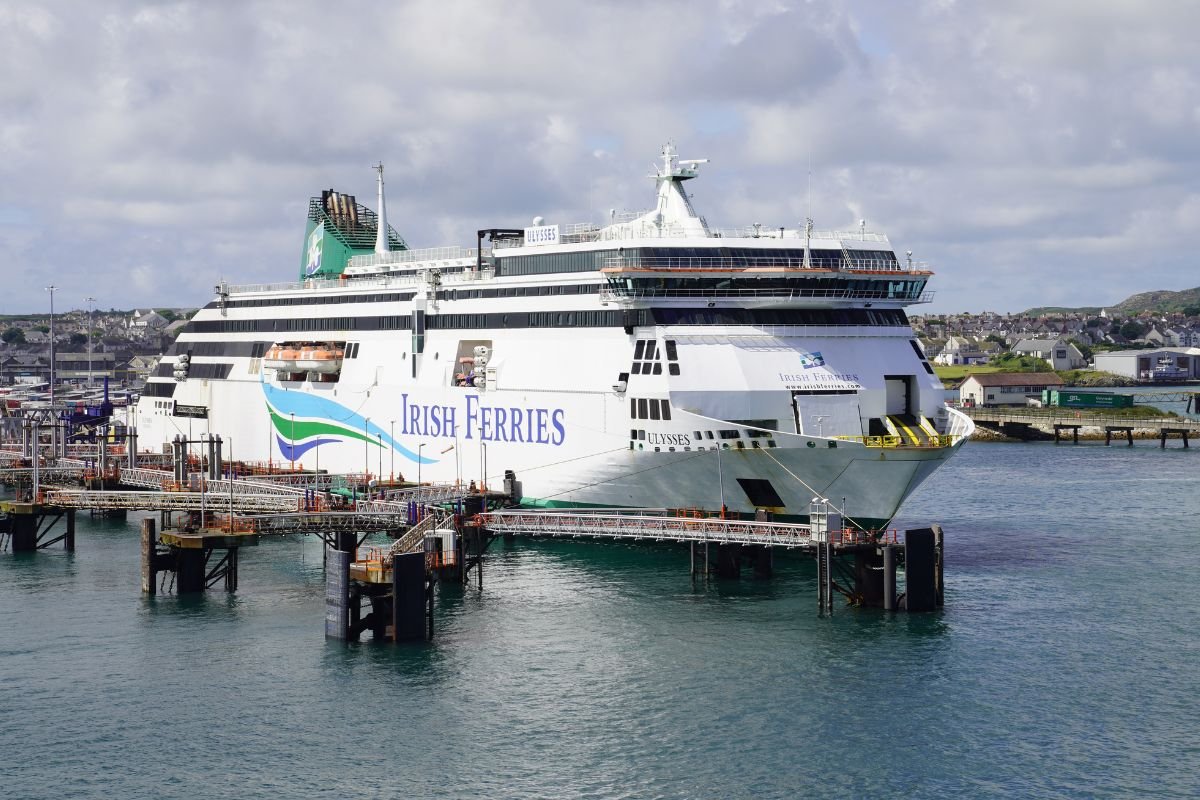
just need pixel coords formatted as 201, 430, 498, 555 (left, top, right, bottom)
0, 0, 1196, 315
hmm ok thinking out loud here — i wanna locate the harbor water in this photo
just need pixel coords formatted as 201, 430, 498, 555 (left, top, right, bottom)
2, 440, 1198, 798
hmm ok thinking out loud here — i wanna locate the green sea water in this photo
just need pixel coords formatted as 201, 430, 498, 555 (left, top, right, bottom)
2, 439, 1198, 798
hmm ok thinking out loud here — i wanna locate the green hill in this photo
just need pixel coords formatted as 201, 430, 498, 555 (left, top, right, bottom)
1024, 286, 1200, 316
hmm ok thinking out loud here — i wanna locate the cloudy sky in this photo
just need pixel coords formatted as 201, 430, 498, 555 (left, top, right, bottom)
2, 0, 1196, 316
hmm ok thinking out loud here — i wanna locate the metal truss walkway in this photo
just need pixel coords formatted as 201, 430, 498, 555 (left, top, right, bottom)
476, 510, 883, 550
41, 489, 302, 514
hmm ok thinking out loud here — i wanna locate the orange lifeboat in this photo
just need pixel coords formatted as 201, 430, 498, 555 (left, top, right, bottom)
263, 344, 302, 372
296, 344, 343, 374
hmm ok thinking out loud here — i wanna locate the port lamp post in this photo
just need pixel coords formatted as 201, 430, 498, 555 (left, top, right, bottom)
85, 295, 96, 387
481, 441, 487, 492
418, 443, 425, 499
716, 444, 726, 518
290, 413, 295, 471
45, 285, 57, 409
389, 419, 395, 480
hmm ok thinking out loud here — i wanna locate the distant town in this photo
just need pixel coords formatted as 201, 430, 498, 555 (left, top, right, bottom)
2, 301, 1199, 393
912, 305, 1200, 383
0, 308, 195, 389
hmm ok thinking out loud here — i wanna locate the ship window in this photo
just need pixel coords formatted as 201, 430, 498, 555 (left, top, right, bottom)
661, 400, 671, 421
644, 341, 656, 360
705, 431, 714, 439
634, 340, 646, 359
649, 400, 660, 421
665, 340, 678, 360
668, 364, 680, 376
637, 398, 648, 419
718, 429, 740, 439
630, 398, 637, 417
694, 431, 702, 439
631, 363, 641, 375
922, 362, 934, 374
638, 429, 646, 440
630, 429, 637, 440
652, 363, 662, 375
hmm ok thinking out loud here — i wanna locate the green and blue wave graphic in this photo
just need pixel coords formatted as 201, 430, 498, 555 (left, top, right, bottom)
262, 378, 434, 466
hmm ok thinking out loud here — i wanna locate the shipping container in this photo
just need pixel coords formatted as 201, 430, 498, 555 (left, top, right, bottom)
1041, 389, 1133, 408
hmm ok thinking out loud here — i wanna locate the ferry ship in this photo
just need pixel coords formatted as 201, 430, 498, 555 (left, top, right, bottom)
134, 146, 974, 528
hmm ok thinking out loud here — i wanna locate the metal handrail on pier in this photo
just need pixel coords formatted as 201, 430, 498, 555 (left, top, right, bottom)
476, 510, 878, 549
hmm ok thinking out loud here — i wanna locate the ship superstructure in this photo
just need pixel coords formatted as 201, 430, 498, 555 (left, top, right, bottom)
135, 147, 973, 528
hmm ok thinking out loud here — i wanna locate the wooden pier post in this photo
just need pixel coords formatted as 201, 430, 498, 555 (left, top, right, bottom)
64, 509, 75, 552
391, 551, 428, 642
141, 518, 157, 595
752, 546, 773, 579
324, 547, 351, 640
882, 545, 896, 611
175, 549, 206, 593
9, 511, 36, 553
903, 528, 937, 612
714, 544, 741, 579
932, 524, 945, 607
853, 548, 883, 607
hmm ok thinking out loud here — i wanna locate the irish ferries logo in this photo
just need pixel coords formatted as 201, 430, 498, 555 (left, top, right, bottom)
304, 223, 324, 276
797, 351, 826, 369
261, 378, 432, 465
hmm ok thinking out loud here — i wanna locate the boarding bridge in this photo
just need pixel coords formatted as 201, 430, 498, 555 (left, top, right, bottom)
475, 510, 879, 549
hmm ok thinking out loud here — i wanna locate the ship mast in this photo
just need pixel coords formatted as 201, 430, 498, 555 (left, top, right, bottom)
374, 162, 389, 254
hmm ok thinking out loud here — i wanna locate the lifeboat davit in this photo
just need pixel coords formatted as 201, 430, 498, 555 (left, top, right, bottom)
295, 344, 344, 374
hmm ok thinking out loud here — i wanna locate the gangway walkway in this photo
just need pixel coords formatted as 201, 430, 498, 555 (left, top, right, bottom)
41, 488, 302, 514
476, 510, 884, 549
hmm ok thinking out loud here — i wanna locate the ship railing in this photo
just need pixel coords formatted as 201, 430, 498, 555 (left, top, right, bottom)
602, 255, 927, 272
600, 287, 934, 303
500, 218, 895, 246
225, 263, 503, 296
348, 246, 484, 269
832, 434, 960, 449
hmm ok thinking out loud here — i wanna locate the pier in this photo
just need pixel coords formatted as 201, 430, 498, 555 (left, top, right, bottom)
964, 408, 1200, 446
3, 420, 950, 641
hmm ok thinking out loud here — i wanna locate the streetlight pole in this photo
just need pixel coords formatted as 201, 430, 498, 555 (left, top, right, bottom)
289, 412, 295, 471
481, 441, 487, 491
417, 443, 425, 498
45, 285, 57, 408
85, 296, 96, 388
716, 444, 726, 519
389, 419, 395, 480
363, 417, 370, 478
377, 433, 382, 487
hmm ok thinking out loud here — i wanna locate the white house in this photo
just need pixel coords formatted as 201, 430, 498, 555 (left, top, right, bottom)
1010, 338, 1087, 370
933, 335, 992, 366
959, 373, 1065, 407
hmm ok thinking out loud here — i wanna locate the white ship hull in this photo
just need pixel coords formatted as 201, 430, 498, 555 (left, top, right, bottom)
134, 148, 973, 528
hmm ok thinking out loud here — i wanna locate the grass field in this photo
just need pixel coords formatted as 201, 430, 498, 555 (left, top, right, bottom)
933, 365, 1003, 381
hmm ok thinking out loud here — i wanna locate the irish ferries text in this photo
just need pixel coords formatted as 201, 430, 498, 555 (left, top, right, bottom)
399, 393, 566, 445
